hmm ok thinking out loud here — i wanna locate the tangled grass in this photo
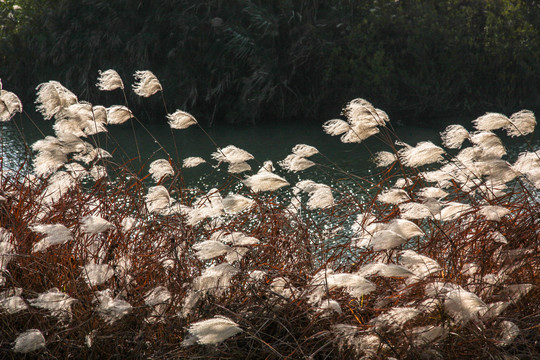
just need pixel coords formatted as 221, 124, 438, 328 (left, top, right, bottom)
0, 73, 539, 359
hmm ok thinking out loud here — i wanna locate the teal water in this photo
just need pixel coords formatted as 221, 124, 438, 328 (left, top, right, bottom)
1, 114, 538, 193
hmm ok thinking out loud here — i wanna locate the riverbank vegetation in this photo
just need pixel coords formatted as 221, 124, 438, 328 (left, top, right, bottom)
0, 72, 539, 358
2, 0, 540, 126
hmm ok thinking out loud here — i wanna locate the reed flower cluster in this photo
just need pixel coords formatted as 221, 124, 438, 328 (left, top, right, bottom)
0, 75, 538, 359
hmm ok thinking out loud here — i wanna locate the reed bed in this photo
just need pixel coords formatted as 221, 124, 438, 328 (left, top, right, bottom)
0, 73, 539, 359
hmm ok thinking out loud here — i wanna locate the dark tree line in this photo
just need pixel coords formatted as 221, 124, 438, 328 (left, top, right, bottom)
1, 0, 540, 126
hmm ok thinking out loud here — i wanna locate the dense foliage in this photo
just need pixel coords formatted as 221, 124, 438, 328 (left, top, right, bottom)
2, 0, 540, 125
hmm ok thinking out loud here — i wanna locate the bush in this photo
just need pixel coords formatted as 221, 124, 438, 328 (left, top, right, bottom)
0, 75, 539, 358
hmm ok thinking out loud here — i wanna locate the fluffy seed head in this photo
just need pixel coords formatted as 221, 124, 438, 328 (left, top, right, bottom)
440, 124, 469, 149
377, 188, 410, 204
35, 81, 78, 120
186, 316, 242, 345
278, 154, 315, 172
505, 110, 536, 137
0, 90, 23, 121
132, 70, 162, 97
292, 144, 319, 157
167, 110, 198, 129
212, 145, 254, 164
322, 119, 349, 136
149, 159, 174, 182
373, 151, 398, 167
81, 215, 114, 235
82, 263, 114, 287
398, 141, 445, 167
31, 224, 73, 253
183, 156, 206, 168
472, 112, 510, 131
243, 172, 289, 192
106, 105, 133, 125
13, 329, 46, 353
97, 69, 124, 91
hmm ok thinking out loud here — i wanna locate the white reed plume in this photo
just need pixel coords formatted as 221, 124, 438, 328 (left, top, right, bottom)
481, 301, 510, 321
73, 147, 112, 164
373, 151, 398, 167
29, 288, 76, 321
144, 286, 171, 324
470, 131, 506, 159
96, 69, 124, 91
0, 89, 23, 121
186, 316, 242, 345
370, 307, 421, 330
393, 177, 413, 188
444, 289, 487, 323
13, 329, 46, 353
412, 325, 448, 346
61, 162, 87, 179
94, 289, 132, 324
89, 165, 108, 181
0, 292, 27, 314
82, 263, 114, 287
243, 172, 289, 192
417, 186, 448, 199
215, 232, 259, 263
292, 144, 319, 157
92, 104, 107, 123
472, 112, 510, 131
183, 156, 206, 168
193, 241, 230, 261
322, 119, 350, 136
81, 215, 114, 235
440, 124, 469, 149
258, 160, 275, 173
278, 154, 315, 172
149, 159, 174, 182
399, 202, 434, 220
398, 141, 445, 167
500, 283, 534, 302
187, 188, 224, 225
32, 147, 68, 177
53, 102, 95, 136
222, 194, 254, 214
271, 277, 297, 299
132, 70, 162, 97
498, 321, 520, 346
318, 299, 342, 314
106, 105, 133, 125
35, 81, 78, 120
144, 286, 171, 306
167, 110, 198, 129
370, 229, 407, 251
227, 161, 251, 173
211, 145, 254, 164
145, 185, 172, 214
377, 188, 409, 204
439, 202, 472, 221
505, 109, 536, 137
328, 273, 376, 299
357, 262, 415, 278
343, 98, 386, 125
400, 250, 441, 279
513, 150, 540, 174
38, 171, 77, 207
193, 263, 239, 296
477, 159, 518, 184
31, 224, 73, 253
295, 180, 334, 209
388, 219, 425, 239
479, 205, 510, 221
340, 122, 380, 143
